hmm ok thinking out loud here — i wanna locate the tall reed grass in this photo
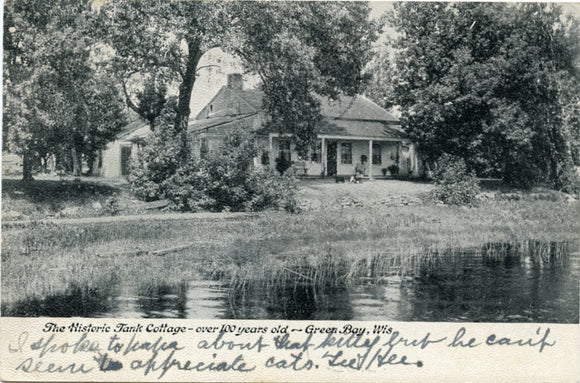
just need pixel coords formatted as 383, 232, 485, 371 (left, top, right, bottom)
2, 200, 578, 308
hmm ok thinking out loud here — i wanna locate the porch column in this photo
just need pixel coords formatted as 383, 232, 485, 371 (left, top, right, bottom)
368, 139, 373, 180
268, 134, 274, 173
321, 137, 327, 177
396, 142, 401, 174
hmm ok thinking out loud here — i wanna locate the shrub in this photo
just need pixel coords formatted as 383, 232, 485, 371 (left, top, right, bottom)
104, 196, 120, 216
243, 171, 298, 212
387, 164, 399, 175
275, 156, 291, 175
199, 129, 297, 212
130, 125, 298, 213
128, 102, 182, 201
162, 161, 214, 212
554, 158, 580, 195
431, 154, 480, 205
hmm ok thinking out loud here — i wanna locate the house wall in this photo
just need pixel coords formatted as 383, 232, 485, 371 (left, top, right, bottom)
100, 140, 140, 178
268, 137, 418, 177
102, 133, 422, 179
336, 140, 401, 177
268, 137, 324, 176
101, 140, 122, 178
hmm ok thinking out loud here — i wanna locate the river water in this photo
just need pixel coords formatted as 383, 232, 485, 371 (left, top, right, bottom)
3, 242, 579, 323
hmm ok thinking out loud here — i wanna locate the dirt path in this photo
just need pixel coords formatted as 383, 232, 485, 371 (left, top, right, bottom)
2, 211, 260, 227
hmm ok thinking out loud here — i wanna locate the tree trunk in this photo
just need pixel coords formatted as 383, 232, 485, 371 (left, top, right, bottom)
86, 152, 96, 176
49, 154, 57, 175
174, 39, 204, 162
22, 152, 33, 181
71, 147, 82, 178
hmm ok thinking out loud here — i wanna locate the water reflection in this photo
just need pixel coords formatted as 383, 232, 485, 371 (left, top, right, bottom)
3, 242, 579, 323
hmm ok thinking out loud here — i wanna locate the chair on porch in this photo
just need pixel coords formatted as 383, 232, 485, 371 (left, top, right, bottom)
292, 161, 309, 177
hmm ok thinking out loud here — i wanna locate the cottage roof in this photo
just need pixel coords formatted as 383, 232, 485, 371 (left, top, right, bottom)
232, 89, 263, 111
193, 86, 406, 139
125, 125, 152, 142
188, 113, 260, 134
225, 88, 399, 123
119, 87, 406, 142
317, 94, 398, 122
115, 115, 148, 140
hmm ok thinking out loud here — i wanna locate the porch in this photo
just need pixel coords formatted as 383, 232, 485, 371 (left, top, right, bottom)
264, 133, 421, 179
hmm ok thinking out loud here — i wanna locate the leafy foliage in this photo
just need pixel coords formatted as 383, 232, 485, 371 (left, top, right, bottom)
431, 154, 480, 205
129, 127, 297, 212
229, 2, 381, 157
388, 3, 579, 190
99, 1, 380, 183
127, 100, 182, 201
3, 0, 126, 178
97, 0, 230, 149
363, 47, 396, 111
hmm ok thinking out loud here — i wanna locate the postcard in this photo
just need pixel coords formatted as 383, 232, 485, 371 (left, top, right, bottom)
1, 1, 579, 382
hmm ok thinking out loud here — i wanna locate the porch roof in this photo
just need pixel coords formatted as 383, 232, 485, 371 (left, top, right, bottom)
316, 119, 407, 140
262, 119, 407, 141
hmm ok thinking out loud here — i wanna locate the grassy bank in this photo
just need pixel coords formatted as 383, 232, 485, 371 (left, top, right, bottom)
2, 198, 578, 308
1, 177, 135, 221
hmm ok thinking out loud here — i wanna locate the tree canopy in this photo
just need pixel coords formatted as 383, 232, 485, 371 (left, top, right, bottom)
231, 1, 380, 156
388, 2, 579, 188
97, 1, 380, 159
3, 0, 127, 179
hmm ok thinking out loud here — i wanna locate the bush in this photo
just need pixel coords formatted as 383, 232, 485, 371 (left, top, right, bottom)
554, 158, 580, 195
275, 156, 291, 175
129, 126, 298, 212
162, 161, 214, 211
243, 171, 298, 212
431, 154, 480, 205
387, 164, 399, 175
128, 102, 182, 201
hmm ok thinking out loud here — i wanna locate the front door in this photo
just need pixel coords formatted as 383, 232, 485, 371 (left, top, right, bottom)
326, 141, 337, 177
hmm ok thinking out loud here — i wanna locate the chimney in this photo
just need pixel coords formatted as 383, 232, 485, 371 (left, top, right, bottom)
227, 73, 243, 90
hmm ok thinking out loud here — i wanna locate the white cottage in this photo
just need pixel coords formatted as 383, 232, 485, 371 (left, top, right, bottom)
190, 74, 422, 179
101, 74, 422, 179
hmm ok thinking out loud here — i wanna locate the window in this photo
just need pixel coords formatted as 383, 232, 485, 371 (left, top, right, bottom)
279, 139, 291, 163
372, 143, 382, 165
341, 143, 352, 164
310, 140, 322, 163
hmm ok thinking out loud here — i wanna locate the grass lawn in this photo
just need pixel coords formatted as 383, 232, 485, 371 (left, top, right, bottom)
2, 175, 578, 307
1, 176, 435, 220
1, 176, 135, 221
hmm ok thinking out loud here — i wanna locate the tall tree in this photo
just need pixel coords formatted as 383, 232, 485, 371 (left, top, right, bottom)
97, 0, 230, 160
389, 2, 579, 187
363, 46, 397, 111
4, 0, 126, 179
98, 1, 380, 159
230, 1, 380, 156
